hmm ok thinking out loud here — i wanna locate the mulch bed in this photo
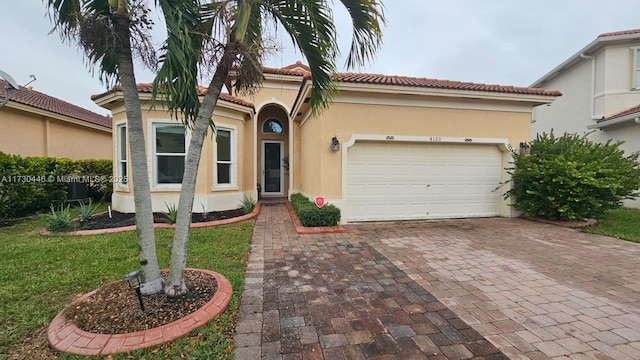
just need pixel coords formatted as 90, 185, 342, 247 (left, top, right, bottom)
65, 270, 217, 334
79, 208, 246, 230
6, 270, 217, 359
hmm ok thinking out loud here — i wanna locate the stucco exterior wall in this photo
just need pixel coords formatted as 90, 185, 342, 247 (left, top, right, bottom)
110, 102, 253, 213
301, 92, 533, 200
532, 59, 594, 137
600, 45, 640, 114
0, 106, 111, 159
243, 80, 301, 113
532, 44, 640, 139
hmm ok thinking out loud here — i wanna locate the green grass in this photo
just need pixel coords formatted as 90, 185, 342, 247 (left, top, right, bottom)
0, 207, 253, 359
582, 207, 640, 243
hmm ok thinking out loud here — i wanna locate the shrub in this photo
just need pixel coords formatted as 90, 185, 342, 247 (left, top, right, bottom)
76, 159, 113, 202
0, 153, 112, 218
505, 132, 640, 221
290, 193, 341, 227
47, 203, 73, 232
239, 194, 256, 214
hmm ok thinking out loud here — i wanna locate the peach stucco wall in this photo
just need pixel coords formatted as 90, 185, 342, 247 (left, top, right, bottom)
0, 106, 111, 159
110, 101, 253, 213
299, 93, 532, 199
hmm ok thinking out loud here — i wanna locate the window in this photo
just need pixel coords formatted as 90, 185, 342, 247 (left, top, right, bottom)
635, 48, 640, 89
154, 124, 186, 184
116, 124, 128, 185
262, 119, 283, 134
215, 127, 236, 187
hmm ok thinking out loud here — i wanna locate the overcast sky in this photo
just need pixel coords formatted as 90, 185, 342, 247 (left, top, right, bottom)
2, 0, 640, 116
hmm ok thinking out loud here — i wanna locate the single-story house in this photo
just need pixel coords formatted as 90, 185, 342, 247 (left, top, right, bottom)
0, 79, 112, 159
92, 62, 560, 223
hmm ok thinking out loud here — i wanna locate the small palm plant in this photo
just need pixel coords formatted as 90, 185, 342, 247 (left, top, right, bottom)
163, 203, 178, 224
239, 194, 256, 215
78, 199, 100, 227
47, 203, 73, 232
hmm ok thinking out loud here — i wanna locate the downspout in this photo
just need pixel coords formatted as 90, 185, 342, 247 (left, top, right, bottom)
580, 53, 600, 120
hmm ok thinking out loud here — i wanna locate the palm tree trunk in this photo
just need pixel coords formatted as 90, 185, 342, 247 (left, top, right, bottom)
165, 47, 238, 296
112, 12, 162, 295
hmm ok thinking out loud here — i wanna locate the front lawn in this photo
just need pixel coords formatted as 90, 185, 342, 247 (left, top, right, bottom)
0, 208, 253, 359
582, 207, 640, 243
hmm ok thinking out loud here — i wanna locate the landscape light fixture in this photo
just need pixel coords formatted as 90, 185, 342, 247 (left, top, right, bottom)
331, 136, 340, 151
519, 142, 530, 156
123, 270, 146, 312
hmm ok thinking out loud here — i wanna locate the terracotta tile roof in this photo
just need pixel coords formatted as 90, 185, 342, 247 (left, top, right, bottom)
262, 65, 308, 77
598, 29, 640, 38
92, 83, 254, 109
598, 104, 640, 123
334, 72, 562, 96
0, 80, 111, 129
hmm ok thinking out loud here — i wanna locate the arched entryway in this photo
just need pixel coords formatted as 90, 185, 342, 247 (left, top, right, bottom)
257, 105, 289, 197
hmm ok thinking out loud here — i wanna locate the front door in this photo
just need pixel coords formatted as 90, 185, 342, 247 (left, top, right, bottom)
262, 141, 284, 195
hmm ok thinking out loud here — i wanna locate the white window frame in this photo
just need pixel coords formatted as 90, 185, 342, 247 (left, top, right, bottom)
632, 47, 640, 90
213, 124, 238, 190
149, 120, 189, 191
115, 121, 128, 191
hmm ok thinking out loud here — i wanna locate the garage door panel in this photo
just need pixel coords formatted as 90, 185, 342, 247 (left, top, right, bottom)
346, 142, 502, 222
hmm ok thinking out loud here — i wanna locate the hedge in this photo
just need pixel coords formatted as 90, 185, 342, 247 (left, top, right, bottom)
505, 132, 640, 221
0, 152, 112, 218
290, 193, 341, 227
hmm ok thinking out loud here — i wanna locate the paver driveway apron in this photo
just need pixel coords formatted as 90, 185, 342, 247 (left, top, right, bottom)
236, 204, 640, 360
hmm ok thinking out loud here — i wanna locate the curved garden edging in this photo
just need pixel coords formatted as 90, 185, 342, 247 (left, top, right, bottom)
285, 201, 345, 234
40, 202, 261, 236
47, 269, 232, 356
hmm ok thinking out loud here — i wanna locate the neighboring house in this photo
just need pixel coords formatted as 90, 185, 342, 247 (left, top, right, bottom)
93, 62, 560, 223
0, 80, 112, 160
530, 29, 640, 207
530, 28, 640, 150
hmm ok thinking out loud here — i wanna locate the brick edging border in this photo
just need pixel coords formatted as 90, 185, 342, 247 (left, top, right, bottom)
40, 203, 261, 236
47, 269, 232, 356
520, 214, 597, 228
285, 201, 346, 234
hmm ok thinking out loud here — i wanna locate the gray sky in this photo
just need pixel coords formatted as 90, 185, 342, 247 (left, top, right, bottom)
2, 0, 640, 116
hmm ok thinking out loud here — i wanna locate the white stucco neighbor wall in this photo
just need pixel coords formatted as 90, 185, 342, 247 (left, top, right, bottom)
532, 59, 594, 138
532, 45, 640, 139
599, 46, 640, 116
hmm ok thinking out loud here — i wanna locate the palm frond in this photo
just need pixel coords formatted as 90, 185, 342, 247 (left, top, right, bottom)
232, 1, 265, 95
45, 0, 156, 85
153, 0, 203, 125
262, 0, 339, 113
339, 0, 386, 69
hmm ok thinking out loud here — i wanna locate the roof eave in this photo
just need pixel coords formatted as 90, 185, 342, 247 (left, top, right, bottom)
338, 82, 560, 106
290, 79, 313, 120
588, 113, 640, 130
5, 102, 111, 132
94, 91, 254, 113
531, 32, 640, 88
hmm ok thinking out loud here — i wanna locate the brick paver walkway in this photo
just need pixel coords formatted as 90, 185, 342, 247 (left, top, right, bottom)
235, 204, 640, 359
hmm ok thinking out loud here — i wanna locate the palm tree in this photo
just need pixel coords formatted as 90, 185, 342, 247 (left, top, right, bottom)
46, 0, 385, 298
45, 0, 202, 295
161, 0, 386, 296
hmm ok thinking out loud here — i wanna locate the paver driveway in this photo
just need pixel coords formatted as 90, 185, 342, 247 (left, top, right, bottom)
235, 204, 640, 359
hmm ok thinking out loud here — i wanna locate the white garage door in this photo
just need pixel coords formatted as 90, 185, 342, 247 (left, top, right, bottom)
346, 141, 503, 222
